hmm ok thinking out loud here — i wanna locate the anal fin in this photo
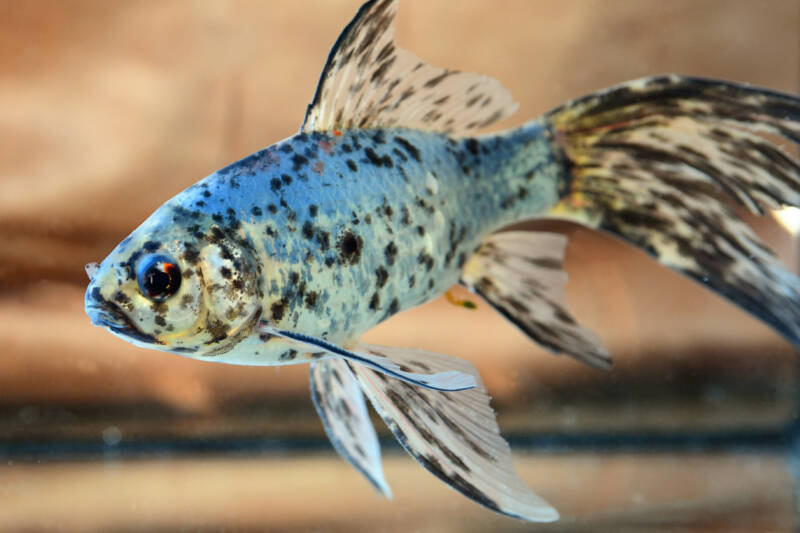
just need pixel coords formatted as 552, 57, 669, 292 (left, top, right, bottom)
461, 231, 611, 369
350, 342, 559, 522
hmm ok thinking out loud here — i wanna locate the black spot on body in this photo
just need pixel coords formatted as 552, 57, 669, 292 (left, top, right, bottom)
251, 206, 262, 216
400, 207, 411, 225
369, 292, 380, 311
113, 291, 131, 305
271, 299, 287, 321
302, 221, 315, 240
291, 154, 309, 171
384, 242, 398, 265
465, 138, 479, 156
338, 231, 363, 264
317, 230, 330, 251
375, 266, 389, 288
210, 227, 226, 242
394, 137, 421, 162
386, 298, 399, 317
270, 178, 282, 191
267, 204, 278, 214
305, 291, 318, 308
309, 205, 318, 217
346, 159, 358, 171
143, 241, 161, 252
183, 245, 200, 265
364, 147, 393, 168
279, 349, 298, 362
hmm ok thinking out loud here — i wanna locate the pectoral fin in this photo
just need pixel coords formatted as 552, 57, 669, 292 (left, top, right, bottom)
310, 358, 391, 497
258, 325, 476, 392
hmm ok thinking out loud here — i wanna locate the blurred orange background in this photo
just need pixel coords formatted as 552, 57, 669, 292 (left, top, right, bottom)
0, 1, 799, 531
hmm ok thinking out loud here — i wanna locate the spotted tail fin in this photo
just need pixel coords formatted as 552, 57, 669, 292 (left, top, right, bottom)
544, 75, 800, 346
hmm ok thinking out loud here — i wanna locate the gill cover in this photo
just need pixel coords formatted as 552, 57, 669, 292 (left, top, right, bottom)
86, 219, 261, 355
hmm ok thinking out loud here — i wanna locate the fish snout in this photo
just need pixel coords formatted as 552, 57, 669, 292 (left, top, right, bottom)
84, 284, 123, 328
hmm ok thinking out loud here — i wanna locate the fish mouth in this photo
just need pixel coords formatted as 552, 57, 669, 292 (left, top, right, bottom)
85, 288, 163, 346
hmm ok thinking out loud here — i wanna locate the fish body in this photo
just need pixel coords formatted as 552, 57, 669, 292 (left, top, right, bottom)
84, 0, 800, 523
92, 124, 560, 364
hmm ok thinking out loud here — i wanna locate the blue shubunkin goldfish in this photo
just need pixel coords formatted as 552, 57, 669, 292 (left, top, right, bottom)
84, 0, 800, 522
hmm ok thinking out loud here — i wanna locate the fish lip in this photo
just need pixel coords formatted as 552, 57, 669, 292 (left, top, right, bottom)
86, 302, 163, 346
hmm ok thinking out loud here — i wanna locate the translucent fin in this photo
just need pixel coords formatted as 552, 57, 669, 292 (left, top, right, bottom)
461, 231, 611, 369
301, 0, 517, 135
259, 325, 476, 392
310, 359, 391, 497
350, 343, 559, 522
545, 75, 800, 347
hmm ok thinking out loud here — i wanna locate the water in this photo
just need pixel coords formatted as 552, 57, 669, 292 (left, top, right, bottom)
1, 1, 799, 531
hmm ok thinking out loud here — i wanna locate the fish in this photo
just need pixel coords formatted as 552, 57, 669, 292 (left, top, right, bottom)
83, 0, 800, 523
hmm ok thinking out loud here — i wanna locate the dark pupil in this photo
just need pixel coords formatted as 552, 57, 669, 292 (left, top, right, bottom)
142, 262, 180, 300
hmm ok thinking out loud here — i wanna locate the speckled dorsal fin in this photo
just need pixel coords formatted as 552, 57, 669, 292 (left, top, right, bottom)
349, 343, 559, 522
301, 0, 517, 135
260, 326, 476, 392
545, 75, 800, 348
461, 231, 611, 369
310, 359, 391, 497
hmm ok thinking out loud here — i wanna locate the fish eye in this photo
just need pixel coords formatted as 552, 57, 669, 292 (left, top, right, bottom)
137, 254, 182, 301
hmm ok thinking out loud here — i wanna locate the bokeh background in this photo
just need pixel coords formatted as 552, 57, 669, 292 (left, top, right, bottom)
1, 1, 799, 531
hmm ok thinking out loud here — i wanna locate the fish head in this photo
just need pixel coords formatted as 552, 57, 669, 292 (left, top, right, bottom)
84, 208, 262, 357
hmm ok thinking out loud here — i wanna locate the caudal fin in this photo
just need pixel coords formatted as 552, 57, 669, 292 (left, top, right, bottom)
543, 75, 800, 347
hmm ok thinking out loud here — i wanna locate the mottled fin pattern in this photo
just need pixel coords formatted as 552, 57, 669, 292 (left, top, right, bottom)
545, 75, 800, 346
260, 325, 476, 391
302, 0, 517, 135
461, 232, 611, 369
349, 343, 558, 522
310, 359, 391, 497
